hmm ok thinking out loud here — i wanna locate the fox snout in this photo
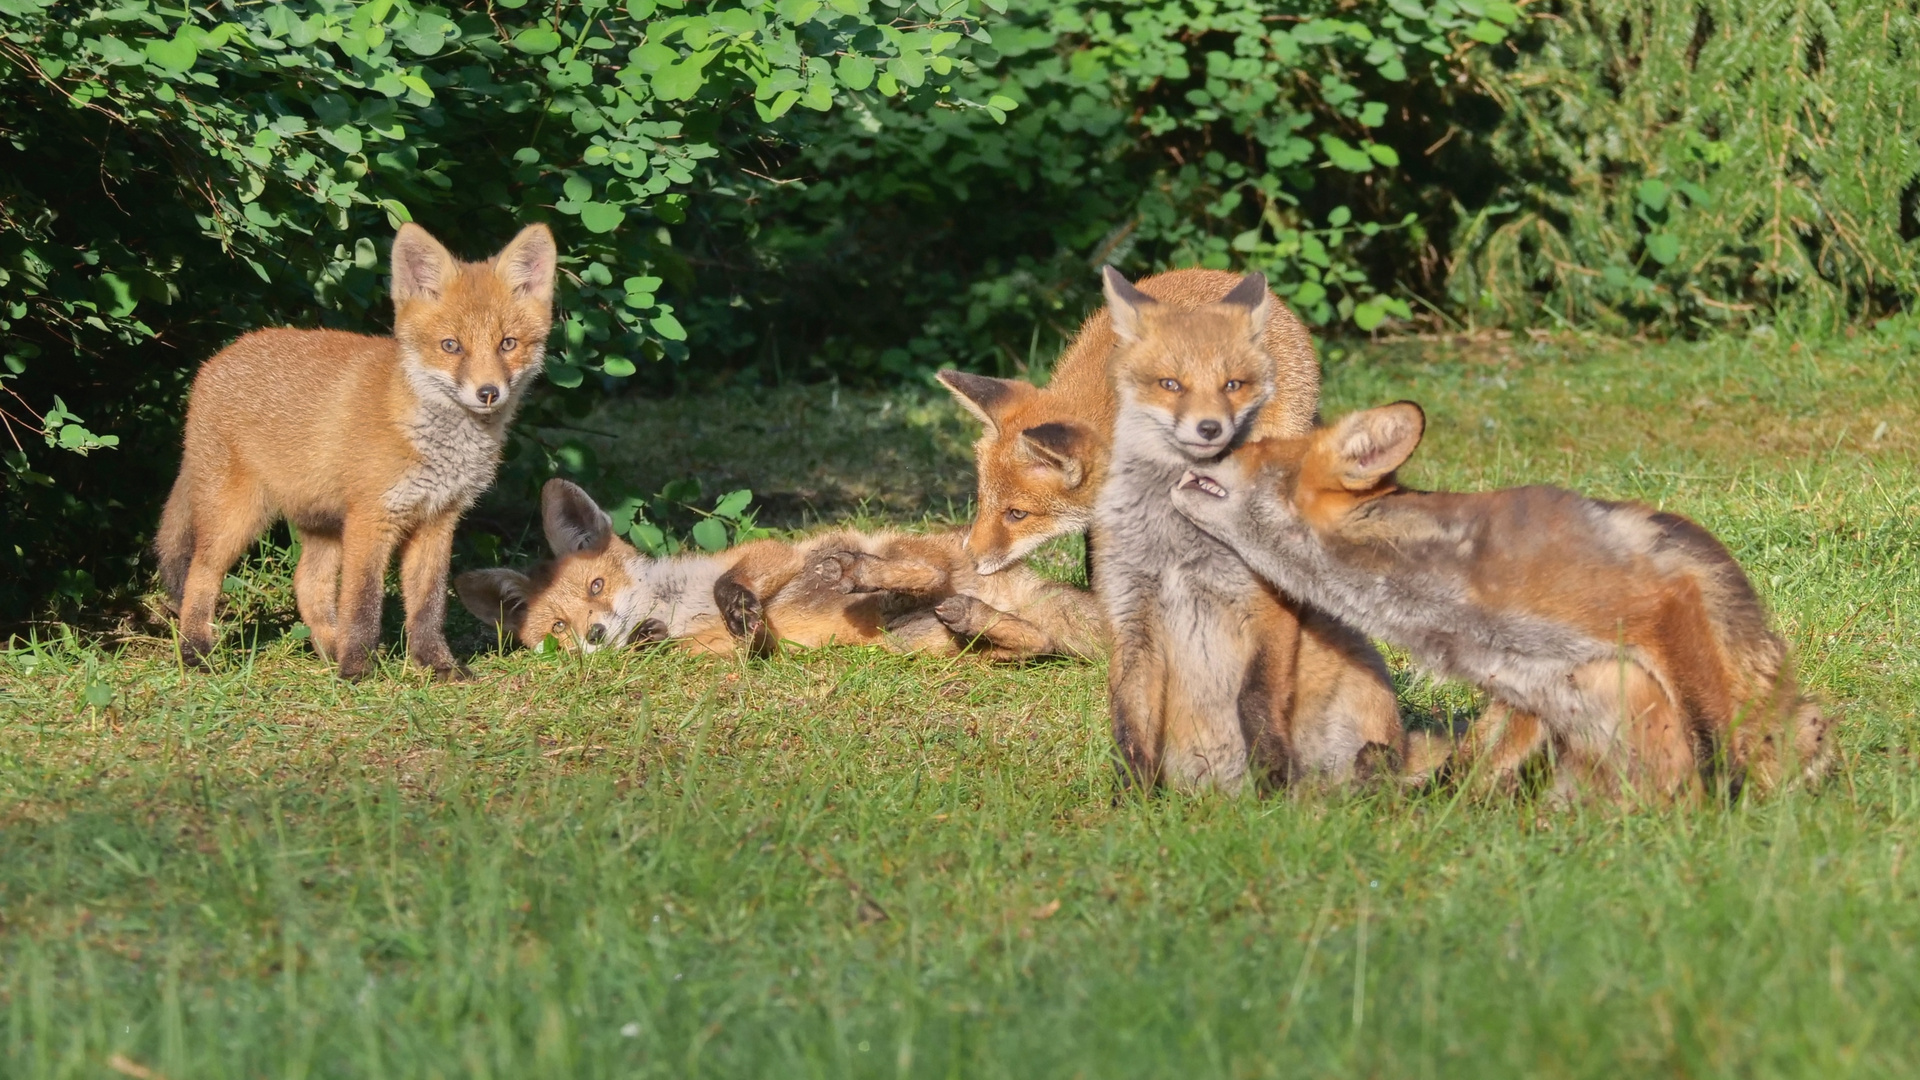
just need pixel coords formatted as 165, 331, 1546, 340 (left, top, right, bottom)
1176, 412, 1236, 456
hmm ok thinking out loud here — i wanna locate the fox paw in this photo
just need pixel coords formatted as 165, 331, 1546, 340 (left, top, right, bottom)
630, 617, 671, 646
934, 594, 995, 638
715, 578, 764, 639
811, 550, 883, 594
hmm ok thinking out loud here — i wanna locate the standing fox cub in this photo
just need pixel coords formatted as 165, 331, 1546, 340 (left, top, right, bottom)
1094, 269, 1404, 793
1171, 402, 1834, 800
455, 479, 1105, 660
158, 223, 557, 678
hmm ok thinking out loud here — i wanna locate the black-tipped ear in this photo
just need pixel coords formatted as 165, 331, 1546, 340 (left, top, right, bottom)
494, 223, 557, 307
1219, 272, 1272, 343
390, 223, 456, 304
1017, 422, 1090, 489
1101, 265, 1156, 343
540, 478, 613, 555
1331, 401, 1425, 490
455, 569, 531, 635
937, 370, 1028, 433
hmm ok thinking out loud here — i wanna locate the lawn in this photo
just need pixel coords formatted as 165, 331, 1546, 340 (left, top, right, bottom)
3, 330, 1917, 1079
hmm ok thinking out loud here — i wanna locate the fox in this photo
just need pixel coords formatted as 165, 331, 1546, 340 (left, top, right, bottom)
1169, 401, 1836, 801
454, 479, 1106, 661
1093, 268, 1405, 794
156, 222, 557, 679
935, 268, 1319, 575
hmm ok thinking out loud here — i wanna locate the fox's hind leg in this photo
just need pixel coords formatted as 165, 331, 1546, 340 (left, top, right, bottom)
174, 470, 272, 667
1569, 659, 1702, 803
292, 523, 343, 661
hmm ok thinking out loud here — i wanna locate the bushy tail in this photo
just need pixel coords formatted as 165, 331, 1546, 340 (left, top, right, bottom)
155, 469, 195, 609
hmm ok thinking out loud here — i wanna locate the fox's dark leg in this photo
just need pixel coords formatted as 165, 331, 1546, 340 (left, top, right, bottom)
175, 471, 271, 668
334, 513, 400, 681
713, 539, 806, 647
398, 511, 463, 679
292, 523, 343, 661
818, 550, 950, 597
1452, 701, 1550, 796
935, 595, 1059, 659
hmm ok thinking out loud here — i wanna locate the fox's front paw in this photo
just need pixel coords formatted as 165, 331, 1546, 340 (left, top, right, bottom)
178, 635, 216, 672
630, 617, 671, 646
715, 578, 764, 639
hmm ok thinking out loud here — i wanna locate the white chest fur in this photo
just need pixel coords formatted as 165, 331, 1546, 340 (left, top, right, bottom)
384, 395, 507, 522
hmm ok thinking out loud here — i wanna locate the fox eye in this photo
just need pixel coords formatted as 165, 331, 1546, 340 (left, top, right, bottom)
1224, 379, 1244, 392
552, 619, 567, 634
440, 338, 461, 354
1005, 508, 1029, 522
1159, 378, 1182, 392
589, 577, 604, 596
500, 336, 518, 352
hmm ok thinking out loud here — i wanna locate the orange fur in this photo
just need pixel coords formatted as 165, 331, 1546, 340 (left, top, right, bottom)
157, 223, 557, 678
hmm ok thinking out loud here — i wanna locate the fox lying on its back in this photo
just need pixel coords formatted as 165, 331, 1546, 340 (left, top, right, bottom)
1171, 402, 1834, 800
456, 480, 1105, 660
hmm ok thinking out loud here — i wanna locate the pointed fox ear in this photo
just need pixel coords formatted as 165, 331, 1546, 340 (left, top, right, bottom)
1328, 402, 1425, 490
1101, 265, 1157, 343
1218, 272, 1272, 343
455, 569, 532, 635
1017, 421, 1090, 489
390, 223, 457, 304
495, 223, 558, 306
937, 370, 1031, 435
541, 478, 613, 555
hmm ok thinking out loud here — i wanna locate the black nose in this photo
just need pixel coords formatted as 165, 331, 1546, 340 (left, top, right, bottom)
476, 385, 501, 406
1196, 419, 1223, 440
586, 624, 606, 645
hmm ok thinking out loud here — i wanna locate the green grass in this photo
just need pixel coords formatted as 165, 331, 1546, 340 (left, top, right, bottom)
3, 332, 1917, 1078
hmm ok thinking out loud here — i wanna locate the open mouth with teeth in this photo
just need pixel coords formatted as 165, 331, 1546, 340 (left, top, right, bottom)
1180, 472, 1230, 498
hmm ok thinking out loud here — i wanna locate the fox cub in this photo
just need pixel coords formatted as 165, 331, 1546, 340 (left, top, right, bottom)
936, 268, 1320, 575
1094, 268, 1404, 794
157, 223, 557, 678
455, 479, 1105, 660
1171, 402, 1834, 800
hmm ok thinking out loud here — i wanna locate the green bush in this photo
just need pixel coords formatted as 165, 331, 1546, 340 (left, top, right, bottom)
1449, 0, 1920, 331
677, 0, 1518, 382
0, 0, 999, 619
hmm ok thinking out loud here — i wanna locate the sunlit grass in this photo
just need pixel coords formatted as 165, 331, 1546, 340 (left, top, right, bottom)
3, 331, 1917, 1078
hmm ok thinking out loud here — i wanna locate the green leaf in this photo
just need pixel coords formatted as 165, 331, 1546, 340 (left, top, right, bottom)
1636, 179, 1670, 211
579, 202, 625, 233
690, 517, 728, 552
1327, 205, 1352, 227
1644, 233, 1681, 265
650, 313, 687, 340
144, 35, 199, 74
83, 680, 113, 708
547, 363, 585, 389
712, 489, 753, 518
837, 54, 876, 91
653, 54, 713, 101
602, 355, 637, 377
513, 26, 564, 54
987, 95, 1019, 112
1366, 142, 1401, 167
319, 126, 364, 154
1319, 135, 1373, 172
1353, 299, 1388, 331
1466, 19, 1507, 44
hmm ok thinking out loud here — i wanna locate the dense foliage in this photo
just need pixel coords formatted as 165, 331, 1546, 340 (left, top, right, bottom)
2, 0, 1917, 618
1451, 0, 1920, 331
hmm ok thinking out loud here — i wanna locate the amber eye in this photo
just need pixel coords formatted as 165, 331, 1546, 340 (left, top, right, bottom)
552, 619, 567, 635
1005, 508, 1029, 522
500, 336, 518, 352
440, 338, 460, 353
1224, 379, 1244, 391
589, 577, 604, 596
1159, 378, 1182, 392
